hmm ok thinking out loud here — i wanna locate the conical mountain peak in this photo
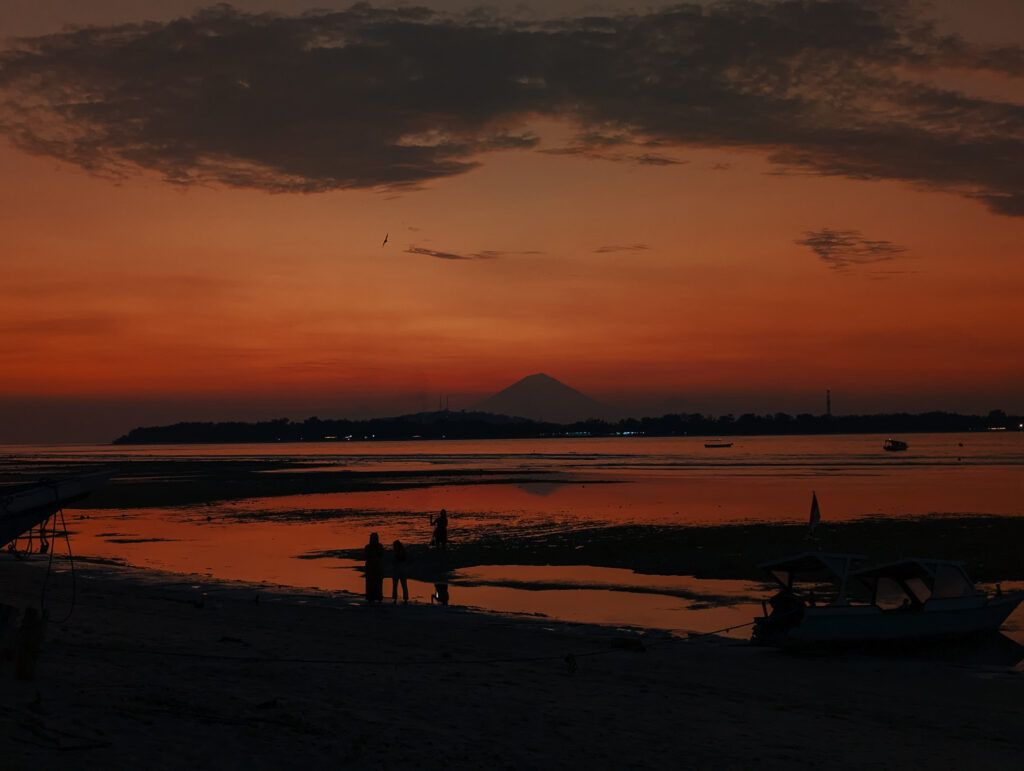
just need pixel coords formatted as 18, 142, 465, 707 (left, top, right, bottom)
476, 374, 611, 423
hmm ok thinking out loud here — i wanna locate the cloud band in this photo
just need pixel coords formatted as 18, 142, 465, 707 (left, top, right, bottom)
1, 2, 1021, 214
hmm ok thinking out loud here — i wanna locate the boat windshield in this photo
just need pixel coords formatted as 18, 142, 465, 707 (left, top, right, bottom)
875, 577, 912, 610
933, 564, 974, 598
854, 559, 978, 608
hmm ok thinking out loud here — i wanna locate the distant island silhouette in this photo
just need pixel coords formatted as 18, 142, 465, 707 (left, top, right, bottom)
112, 372, 1020, 444
113, 408, 1020, 444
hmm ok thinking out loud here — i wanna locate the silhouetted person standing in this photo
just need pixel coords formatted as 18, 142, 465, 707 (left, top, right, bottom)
391, 539, 409, 604
364, 532, 384, 604
430, 508, 448, 550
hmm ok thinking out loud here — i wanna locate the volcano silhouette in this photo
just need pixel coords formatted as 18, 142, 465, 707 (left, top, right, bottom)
475, 373, 611, 424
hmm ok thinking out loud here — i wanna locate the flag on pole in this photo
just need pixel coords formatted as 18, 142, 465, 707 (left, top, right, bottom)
809, 491, 821, 535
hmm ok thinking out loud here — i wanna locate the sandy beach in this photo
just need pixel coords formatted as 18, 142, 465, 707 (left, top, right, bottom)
2, 554, 1022, 770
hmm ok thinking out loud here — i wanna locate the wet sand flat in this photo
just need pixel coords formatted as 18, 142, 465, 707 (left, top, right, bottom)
2, 557, 1022, 770
6, 454, 1024, 582
5, 451, 1024, 639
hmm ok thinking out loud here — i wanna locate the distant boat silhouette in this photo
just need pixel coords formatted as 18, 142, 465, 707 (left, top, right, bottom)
704, 439, 733, 448
883, 438, 908, 452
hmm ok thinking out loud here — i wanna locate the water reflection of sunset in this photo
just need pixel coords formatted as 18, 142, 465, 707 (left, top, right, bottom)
63, 506, 773, 637
172, 463, 1024, 528
9, 431, 1018, 638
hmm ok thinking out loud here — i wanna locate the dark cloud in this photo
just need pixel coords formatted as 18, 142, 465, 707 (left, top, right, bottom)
796, 229, 908, 269
1, 2, 1022, 214
541, 145, 685, 165
633, 153, 685, 166
594, 244, 651, 253
405, 247, 475, 261
542, 129, 685, 165
405, 246, 541, 261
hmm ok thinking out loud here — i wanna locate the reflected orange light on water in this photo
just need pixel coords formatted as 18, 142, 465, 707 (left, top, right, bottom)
67, 509, 360, 591
195, 465, 1024, 528
63, 507, 772, 637
19, 432, 1024, 637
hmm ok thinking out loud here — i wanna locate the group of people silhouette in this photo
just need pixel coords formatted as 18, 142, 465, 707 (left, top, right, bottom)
362, 508, 450, 605
362, 533, 408, 604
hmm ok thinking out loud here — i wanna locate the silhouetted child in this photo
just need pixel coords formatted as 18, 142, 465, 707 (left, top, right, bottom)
364, 532, 384, 604
430, 508, 448, 550
391, 539, 409, 604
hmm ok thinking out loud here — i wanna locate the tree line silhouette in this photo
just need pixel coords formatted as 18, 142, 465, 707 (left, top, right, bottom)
112, 409, 1019, 444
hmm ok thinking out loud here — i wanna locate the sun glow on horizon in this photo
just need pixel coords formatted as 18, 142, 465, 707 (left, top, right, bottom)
1, 1, 1022, 441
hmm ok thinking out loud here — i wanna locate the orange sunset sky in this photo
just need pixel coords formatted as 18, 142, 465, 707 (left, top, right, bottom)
1, 0, 1022, 442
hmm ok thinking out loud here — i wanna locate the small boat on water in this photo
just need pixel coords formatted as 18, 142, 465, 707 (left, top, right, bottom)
704, 440, 733, 448
883, 438, 908, 452
1, 470, 114, 547
752, 551, 1023, 647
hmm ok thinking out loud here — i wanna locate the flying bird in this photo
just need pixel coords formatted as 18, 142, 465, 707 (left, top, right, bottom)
382, 233, 388, 247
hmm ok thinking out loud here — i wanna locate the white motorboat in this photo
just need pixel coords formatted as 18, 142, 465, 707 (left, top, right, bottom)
752, 551, 1022, 647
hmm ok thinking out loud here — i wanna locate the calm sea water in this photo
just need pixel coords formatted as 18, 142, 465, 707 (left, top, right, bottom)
3, 433, 1023, 640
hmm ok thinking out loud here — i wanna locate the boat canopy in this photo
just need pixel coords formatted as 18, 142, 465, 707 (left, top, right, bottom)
758, 552, 868, 590
851, 558, 978, 609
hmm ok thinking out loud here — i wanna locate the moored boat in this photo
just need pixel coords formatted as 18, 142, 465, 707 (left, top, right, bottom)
883, 438, 908, 452
704, 439, 733, 448
752, 552, 1022, 647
